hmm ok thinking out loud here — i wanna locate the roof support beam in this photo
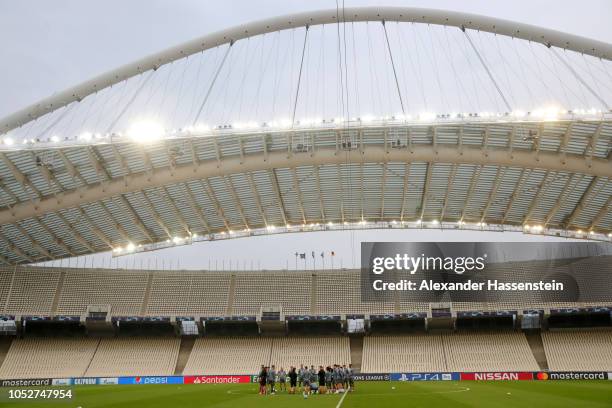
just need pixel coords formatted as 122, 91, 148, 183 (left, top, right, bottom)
268, 169, 288, 226
98, 202, 132, 242
586, 122, 604, 164
589, 196, 611, 232
543, 174, 580, 227
180, 183, 211, 234
54, 212, 96, 252
460, 165, 482, 222
35, 216, 75, 257
0, 231, 33, 263
14, 222, 54, 259
380, 163, 387, 219
86, 146, 111, 181
565, 178, 605, 228
31, 152, 58, 190
399, 163, 411, 221
0, 153, 41, 199
139, 191, 174, 239
419, 163, 433, 220
314, 166, 325, 222
159, 187, 192, 235
223, 176, 249, 230
523, 172, 555, 224
440, 165, 458, 221
360, 163, 365, 221
0, 145, 609, 226
480, 166, 506, 223
246, 173, 268, 227
201, 179, 232, 231
116, 195, 155, 242
76, 207, 114, 249
501, 169, 531, 225
291, 168, 307, 225
336, 164, 345, 223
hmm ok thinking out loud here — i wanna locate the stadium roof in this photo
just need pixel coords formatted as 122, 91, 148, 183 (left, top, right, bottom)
0, 6, 610, 264
0, 117, 609, 264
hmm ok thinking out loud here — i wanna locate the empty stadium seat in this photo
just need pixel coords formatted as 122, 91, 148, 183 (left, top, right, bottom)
146, 271, 230, 317
84, 337, 179, 377
183, 337, 271, 375
57, 269, 148, 315
270, 336, 351, 369
4, 267, 60, 315
0, 338, 98, 379
443, 331, 539, 372
542, 329, 612, 371
362, 334, 446, 372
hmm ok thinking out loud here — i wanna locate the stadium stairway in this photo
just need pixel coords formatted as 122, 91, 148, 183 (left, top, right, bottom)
50, 269, 66, 315
1, 267, 16, 314
225, 274, 237, 316
139, 272, 154, 315
349, 336, 363, 372
310, 274, 317, 315
0, 338, 12, 370
524, 331, 549, 370
81, 338, 102, 377
174, 337, 196, 375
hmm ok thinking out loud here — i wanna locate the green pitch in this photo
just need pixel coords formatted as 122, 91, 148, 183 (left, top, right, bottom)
3, 381, 612, 407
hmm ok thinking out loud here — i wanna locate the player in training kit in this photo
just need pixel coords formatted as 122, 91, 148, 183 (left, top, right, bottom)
278, 367, 286, 392
347, 364, 354, 391
288, 366, 297, 394
297, 364, 304, 388
258, 365, 267, 395
332, 365, 341, 391
318, 366, 327, 394
268, 365, 276, 394
309, 365, 316, 386
302, 367, 311, 398
325, 366, 333, 391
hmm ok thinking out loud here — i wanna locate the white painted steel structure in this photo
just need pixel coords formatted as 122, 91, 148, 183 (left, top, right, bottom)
0, 7, 610, 264
2, 6, 612, 134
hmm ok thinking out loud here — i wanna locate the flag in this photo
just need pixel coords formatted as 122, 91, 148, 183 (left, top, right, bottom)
320, 252, 324, 258
311, 251, 315, 258
299, 253, 306, 259
331, 251, 335, 256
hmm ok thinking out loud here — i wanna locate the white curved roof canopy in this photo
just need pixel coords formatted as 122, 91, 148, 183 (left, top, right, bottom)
0, 7, 610, 265
2, 6, 612, 134
0, 119, 609, 265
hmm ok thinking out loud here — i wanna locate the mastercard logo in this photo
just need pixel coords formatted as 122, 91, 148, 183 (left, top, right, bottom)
536, 372, 549, 380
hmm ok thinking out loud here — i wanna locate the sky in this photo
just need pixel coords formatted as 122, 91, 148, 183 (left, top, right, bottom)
0, 0, 610, 270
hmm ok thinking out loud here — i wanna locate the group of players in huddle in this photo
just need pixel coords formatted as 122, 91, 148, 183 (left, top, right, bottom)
258, 364, 355, 397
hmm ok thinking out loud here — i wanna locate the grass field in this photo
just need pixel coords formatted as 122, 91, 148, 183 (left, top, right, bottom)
2, 381, 612, 407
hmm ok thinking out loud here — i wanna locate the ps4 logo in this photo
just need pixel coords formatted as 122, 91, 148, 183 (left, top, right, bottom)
397, 373, 455, 381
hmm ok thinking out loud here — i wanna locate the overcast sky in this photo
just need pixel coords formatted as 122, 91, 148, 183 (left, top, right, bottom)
1, 1, 610, 270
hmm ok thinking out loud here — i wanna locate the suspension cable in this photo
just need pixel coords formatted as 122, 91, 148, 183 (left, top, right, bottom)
382, 20, 406, 115
551, 47, 609, 109
463, 28, 512, 112
292, 26, 310, 127
192, 42, 233, 126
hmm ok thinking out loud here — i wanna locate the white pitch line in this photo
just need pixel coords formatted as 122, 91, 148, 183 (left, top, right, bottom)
336, 390, 349, 408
